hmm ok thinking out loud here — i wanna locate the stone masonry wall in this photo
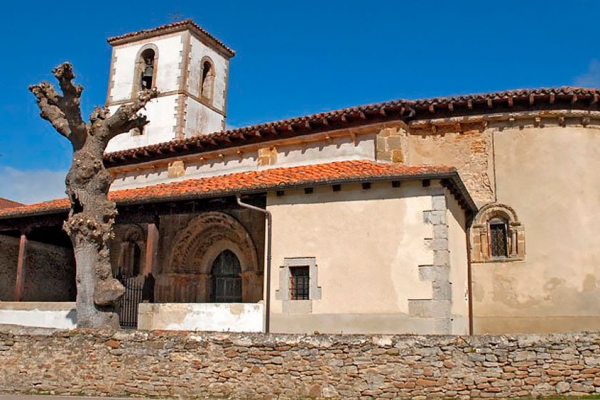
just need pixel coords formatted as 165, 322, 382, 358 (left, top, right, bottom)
1, 327, 600, 399
0, 235, 18, 301
0, 236, 75, 302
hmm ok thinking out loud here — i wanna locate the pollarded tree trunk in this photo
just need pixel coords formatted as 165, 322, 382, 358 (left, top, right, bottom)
30, 63, 157, 328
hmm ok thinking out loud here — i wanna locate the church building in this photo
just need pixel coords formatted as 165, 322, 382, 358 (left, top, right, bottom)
1, 20, 599, 335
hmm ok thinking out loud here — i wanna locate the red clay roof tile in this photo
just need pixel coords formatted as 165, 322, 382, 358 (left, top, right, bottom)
0, 161, 473, 219
105, 87, 600, 168
107, 19, 235, 57
0, 197, 23, 209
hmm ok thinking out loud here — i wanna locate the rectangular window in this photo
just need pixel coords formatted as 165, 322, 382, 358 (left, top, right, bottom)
289, 266, 310, 300
490, 222, 508, 258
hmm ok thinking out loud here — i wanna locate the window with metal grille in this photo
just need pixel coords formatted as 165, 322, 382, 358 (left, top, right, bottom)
211, 250, 242, 303
490, 220, 508, 258
290, 266, 310, 300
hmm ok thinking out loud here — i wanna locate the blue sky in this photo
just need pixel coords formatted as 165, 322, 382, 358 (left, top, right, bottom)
1, 1, 599, 203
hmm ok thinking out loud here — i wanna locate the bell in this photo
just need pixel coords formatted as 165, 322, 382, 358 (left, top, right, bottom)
142, 65, 153, 78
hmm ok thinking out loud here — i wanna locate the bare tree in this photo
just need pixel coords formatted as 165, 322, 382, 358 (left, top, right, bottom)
30, 63, 157, 328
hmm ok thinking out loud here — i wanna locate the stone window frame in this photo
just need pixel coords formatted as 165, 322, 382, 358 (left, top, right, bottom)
131, 44, 159, 98
470, 203, 525, 263
276, 257, 322, 314
199, 56, 216, 105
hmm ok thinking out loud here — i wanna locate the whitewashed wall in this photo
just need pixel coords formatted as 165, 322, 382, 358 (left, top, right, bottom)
0, 302, 76, 329
109, 33, 184, 101
187, 34, 229, 113
138, 303, 264, 332
106, 96, 178, 152
110, 134, 376, 190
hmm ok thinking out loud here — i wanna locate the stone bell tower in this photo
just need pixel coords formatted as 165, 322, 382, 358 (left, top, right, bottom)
105, 20, 235, 153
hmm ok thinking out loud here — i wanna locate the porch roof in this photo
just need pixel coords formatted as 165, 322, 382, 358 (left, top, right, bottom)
0, 197, 23, 210
0, 160, 476, 221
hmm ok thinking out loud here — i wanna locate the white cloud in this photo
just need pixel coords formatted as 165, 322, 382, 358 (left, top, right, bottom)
575, 60, 600, 87
0, 166, 67, 205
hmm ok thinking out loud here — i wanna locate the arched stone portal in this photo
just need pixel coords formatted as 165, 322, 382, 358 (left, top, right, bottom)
157, 212, 262, 303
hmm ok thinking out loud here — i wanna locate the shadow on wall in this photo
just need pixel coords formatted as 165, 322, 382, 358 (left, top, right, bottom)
66, 309, 77, 325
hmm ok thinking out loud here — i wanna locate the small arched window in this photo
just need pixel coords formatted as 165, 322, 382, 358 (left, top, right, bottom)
200, 59, 215, 103
470, 203, 525, 262
489, 218, 508, 258
139, 49, 156, 90
211, 250, 242, 303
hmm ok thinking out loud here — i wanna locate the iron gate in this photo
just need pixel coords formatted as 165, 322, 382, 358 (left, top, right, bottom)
117, 276, 144, 328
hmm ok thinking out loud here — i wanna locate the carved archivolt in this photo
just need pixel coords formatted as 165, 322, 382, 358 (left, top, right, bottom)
470, 203, 525, 262
159, 212, 261, 303
170, 212, 258, 274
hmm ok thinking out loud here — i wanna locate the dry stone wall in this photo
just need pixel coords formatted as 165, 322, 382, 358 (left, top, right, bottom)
1, 326, 600, 399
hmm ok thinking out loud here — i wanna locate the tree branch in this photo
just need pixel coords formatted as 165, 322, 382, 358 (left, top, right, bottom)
29, 82, 71, 138
29, 62, 87, 147
103, 88, 158, 140
53, 63, 86, 140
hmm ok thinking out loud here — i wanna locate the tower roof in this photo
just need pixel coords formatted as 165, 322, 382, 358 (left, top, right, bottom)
107, 19, 235, 58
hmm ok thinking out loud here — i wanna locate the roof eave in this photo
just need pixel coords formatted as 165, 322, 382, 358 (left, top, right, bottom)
103, 87, 600, 169
113, 170, 478, 214
107, 20, 235, 58
0, 170, 476, 222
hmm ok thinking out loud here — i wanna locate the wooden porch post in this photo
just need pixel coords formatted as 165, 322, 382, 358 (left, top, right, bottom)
144, 222, 159, 276
14, 233, 28, 301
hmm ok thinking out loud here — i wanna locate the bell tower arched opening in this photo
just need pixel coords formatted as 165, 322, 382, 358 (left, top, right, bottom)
139, 48, 156, 91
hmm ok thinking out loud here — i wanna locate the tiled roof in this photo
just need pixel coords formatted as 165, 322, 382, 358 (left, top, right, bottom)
0, 197, 23, 209
107, 19, 235, 57
0, 161, 475, 220
105, 87, 600, 167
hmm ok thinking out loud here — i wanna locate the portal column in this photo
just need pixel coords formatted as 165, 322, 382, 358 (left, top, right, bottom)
144, 222, 159, 276
14, 233, 28, 301
142, 221, 159, 303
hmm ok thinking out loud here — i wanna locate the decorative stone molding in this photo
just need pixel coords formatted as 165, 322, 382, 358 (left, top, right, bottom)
470, 202, 525, 263
170, 212, 259, 275
165, 212, 261, 302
